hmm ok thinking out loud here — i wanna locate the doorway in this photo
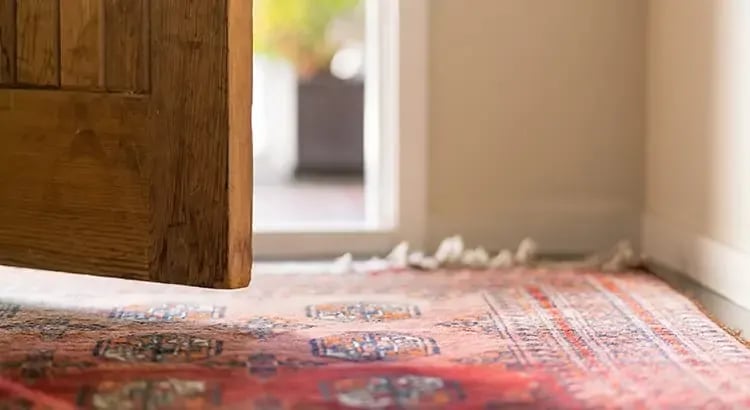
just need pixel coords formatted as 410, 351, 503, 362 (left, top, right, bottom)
252, 0, 427, 259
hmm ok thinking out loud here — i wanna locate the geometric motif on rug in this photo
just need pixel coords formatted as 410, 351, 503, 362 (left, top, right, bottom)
310, 332, 440, 362
93, 334, 223, 363
0, 318, 108, 341
249, 396, 284, 410
0, 397, 34, 410
306, 302, 421, 322
436, 313, 497, 335
203, 353, 328, 380
0, 350, 94, 383
319, 374, 465, 408
76, 379, 223, 409
452, 349, 521, 368
1, 269, 749, 409
109, 304, 226, 322
0, 303, 20, 319
240, 317, 315, 340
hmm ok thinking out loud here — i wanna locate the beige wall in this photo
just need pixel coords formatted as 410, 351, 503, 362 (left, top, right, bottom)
644, 0, 750, 307
427, 0, 647, 253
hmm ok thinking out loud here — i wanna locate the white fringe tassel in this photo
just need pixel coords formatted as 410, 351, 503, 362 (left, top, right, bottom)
331, 236, 645, 274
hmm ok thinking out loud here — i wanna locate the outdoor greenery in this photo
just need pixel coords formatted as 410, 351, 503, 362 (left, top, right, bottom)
254, 0, 361, 78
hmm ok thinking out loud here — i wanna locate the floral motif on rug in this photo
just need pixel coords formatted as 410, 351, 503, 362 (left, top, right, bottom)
0, 269, 749, 409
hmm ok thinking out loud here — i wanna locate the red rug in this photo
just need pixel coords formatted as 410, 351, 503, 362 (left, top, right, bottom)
0, 268, 748, 409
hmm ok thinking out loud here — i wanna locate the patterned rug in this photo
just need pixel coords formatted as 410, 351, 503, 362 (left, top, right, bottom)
0, 267, 748, 409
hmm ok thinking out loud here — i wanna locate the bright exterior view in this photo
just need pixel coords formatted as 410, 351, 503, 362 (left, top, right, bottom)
253, 0, 367, 230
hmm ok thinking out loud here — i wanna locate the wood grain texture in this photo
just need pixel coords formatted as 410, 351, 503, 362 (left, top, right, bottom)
16, 0, 59, 86
0, 0, 15, 84
60, 0, 102, 88
0, 0, 253, 288
149, 0, 230, 287
104, 0, 149, 92
0, 89, 150, 279
226, 0, 253, 288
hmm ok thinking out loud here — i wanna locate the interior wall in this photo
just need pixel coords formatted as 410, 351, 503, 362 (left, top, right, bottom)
643, 0, 750, 309
426, 0, 647, 253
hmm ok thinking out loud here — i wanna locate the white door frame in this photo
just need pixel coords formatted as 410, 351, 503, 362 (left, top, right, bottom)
253, 0, 429, 259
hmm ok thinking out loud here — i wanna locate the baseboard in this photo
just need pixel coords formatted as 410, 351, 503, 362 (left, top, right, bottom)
427, 202, 640, 254
642, 213, 750, 311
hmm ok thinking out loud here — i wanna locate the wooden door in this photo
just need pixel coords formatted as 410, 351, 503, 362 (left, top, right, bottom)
0, 0, 253, 288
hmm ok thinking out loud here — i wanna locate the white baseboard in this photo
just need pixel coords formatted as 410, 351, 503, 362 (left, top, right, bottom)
642, 213, 750, 311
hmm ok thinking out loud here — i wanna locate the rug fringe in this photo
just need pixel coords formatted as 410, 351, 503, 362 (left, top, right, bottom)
332, 236, 645, 274
331, 238, 750, 352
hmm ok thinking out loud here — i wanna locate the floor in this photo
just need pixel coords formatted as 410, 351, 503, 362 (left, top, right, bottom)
256, 260, 750, 339
649, 263, 750, 336
0, 265, 748, 408
2, 261, 743, 338
253, 179, 365, 230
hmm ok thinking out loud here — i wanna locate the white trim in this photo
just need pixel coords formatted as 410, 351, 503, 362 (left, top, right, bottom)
364, 0, 394, 230
253, 0, 429, 259
394, 0, 429, 250
642, 213, 750, 311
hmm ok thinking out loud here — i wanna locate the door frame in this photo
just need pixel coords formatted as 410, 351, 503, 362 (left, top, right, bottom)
253, 0, 429, 259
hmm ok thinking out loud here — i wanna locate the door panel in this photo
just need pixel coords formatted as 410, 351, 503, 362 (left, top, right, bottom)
0, 90, 150, 278
103, 0, 149, 93
0, 0, 253, 288
0, 0, 15, 84
16, 0, 59, 87
60, 0, 100, 87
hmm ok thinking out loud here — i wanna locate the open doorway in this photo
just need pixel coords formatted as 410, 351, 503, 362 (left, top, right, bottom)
252, 0, 428, 259
253, 0, 366, 230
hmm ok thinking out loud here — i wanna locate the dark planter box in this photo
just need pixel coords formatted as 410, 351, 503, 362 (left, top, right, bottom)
295, 73, 364, 177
